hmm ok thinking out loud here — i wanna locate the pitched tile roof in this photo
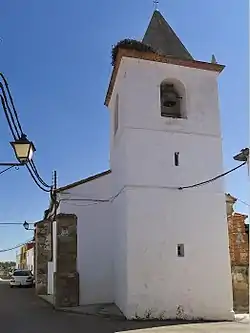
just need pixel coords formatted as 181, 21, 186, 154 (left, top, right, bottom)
143, 10, 193, 60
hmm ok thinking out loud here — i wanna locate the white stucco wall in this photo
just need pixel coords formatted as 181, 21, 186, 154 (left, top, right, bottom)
58, 172, 113, 305
26, 248, 34, 273
108, 57, 233, 320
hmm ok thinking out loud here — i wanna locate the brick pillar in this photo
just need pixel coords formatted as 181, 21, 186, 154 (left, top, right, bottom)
35, 220, 51, 295
54, 213, 79, 308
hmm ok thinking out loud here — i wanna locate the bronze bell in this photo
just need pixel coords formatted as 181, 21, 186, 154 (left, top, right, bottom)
163, 92, 178, 107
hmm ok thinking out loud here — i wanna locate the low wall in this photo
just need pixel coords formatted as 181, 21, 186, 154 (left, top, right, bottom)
232, 265, 249, 313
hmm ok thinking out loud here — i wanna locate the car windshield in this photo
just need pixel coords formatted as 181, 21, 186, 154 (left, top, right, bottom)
13, 270, 31, 277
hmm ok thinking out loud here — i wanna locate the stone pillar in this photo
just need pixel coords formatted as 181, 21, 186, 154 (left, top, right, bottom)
54, 213, 79, 308
35, 220, 51, 295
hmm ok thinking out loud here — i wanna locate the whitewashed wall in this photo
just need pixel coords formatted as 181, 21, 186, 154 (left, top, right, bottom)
58, 172, 113, 305
107, 57, 234, 320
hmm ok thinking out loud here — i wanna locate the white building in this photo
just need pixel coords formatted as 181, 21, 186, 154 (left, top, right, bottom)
16, 252, 21, 269
48, 10, 234, 320
26, 247, 34, 273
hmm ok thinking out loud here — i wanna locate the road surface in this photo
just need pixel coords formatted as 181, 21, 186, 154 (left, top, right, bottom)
0, 280, 248, 333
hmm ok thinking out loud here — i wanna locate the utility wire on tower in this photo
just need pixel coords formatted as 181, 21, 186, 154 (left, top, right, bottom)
58, 160, 246, 205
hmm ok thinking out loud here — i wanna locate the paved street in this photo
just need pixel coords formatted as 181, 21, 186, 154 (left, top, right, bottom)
0, 281, 248, 333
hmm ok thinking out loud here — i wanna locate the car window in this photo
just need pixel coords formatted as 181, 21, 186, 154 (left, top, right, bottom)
13, 270, 31, 277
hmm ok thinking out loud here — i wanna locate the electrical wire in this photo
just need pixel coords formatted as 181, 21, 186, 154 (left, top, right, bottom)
0, 75, 52, 191
0, 73, 23, 135
27, 161, 52, 191
0, 83, 21, 138
0, 223, 24, 225
0, 95, 17, 140
59, 162, 247, 206
61, 201, 103, 207
178, 161, 246, 190
0, 239, 33, 253
0, 165, 16, 175
237, 198, 250, 207
29, 160, 51, 188
26, 163, 51, 192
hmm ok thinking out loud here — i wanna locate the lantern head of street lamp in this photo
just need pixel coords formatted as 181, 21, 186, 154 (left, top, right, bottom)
233, 148, 249, 162
23, 220, 29, 230
11, 134, 36, 164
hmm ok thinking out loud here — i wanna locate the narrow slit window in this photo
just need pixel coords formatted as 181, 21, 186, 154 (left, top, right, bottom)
174, 152, 179, 166
177, 244, 184, 257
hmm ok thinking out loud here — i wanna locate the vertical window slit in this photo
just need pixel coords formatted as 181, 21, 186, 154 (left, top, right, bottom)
177, 244, 184, 257
174, 152, 179, 166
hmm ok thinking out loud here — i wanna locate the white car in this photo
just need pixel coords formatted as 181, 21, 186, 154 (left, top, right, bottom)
9, 269, 34, 288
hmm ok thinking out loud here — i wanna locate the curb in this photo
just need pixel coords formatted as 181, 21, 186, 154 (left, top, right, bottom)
38, 295, 124, 320
38, 295, 56, 309
55, 306, 125, 320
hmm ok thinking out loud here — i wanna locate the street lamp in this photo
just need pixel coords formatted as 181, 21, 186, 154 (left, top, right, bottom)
23, 221, 35, 231
11, 134, 36, 164
233, 148, 249, 163
233, 147, 249, 176
0, 134, 36, 167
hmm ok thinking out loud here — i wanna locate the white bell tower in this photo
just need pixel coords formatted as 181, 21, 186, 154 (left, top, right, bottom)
105, 10, 234, 321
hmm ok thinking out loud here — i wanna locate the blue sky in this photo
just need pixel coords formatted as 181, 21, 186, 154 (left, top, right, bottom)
0, 0, 248, 261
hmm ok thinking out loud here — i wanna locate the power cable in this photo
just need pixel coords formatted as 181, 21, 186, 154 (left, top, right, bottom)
60, 201, 102, 207
0, 73, 23, 135
0, 165, 16, 175
59, 162, 247, 204
0, 83, 21, 138
27, 160, 51, 191
0, 95, 17, 140
0, 76, 52, 191
0, 239, 33, 253
0, 223, 23, 225
26, 163, 51, 192
178, 162, 246, 190
237, 198, 250, 208
29, 160, 51, 188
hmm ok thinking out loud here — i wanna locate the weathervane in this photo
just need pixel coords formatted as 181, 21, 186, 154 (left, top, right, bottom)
153, 0, 159, 10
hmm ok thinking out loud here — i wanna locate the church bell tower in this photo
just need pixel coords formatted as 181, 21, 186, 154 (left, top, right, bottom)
105, 10, 234, 321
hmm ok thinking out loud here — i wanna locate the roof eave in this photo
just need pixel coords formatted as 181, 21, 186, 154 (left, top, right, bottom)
56, 169, 112, 193
104, 48, 225, 107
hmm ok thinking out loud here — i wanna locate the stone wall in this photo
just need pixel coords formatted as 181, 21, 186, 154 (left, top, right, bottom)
35, 220, 51, 295
227, 212, 249, 313
232, 265, 249, 313
53, 213, 79, 308
228, 213, 249, 266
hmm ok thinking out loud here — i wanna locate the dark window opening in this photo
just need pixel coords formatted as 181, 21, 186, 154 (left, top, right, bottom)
174, 152, 179, 166
160, 83, 182, 118
177, 244, 184, 257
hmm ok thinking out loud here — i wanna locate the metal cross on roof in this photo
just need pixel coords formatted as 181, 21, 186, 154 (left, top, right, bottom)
153, 0, 159, 10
